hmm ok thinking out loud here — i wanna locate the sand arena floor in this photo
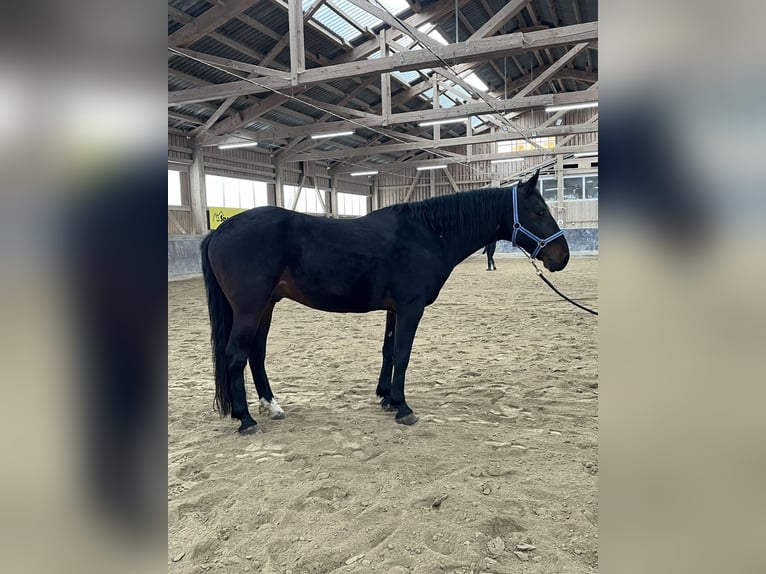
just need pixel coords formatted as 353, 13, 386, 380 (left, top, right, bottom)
169, 254, 598, 573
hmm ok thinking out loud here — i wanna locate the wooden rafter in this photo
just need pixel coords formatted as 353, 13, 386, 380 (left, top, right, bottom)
205, 88, 598, 146
288, 122, 597, 161
169, 22, 598, 105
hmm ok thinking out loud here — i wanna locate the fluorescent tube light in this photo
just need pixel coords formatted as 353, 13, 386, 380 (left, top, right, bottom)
418, 118, 468, 127
490, 158, 524, 164
545, 102, 598, 113
350, 171, 378, 176
218, 141, 258, 149
311, 130, 354, 139
416, 165, 447, 171
574, 152, 598, 158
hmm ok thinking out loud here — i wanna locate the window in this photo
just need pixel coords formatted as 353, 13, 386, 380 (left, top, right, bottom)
337, 192, 368, 217
283, 185, 327, 214
564, 176, 584, 200
205, 175, 268, 208
498, 137, 556, 154
539, 174, 598, 202
541, 179, 557, 203
168, 170, 183, 206
585, 175, 598, 199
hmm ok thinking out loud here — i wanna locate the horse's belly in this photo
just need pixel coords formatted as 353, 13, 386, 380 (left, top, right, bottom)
273, 276, 382, 313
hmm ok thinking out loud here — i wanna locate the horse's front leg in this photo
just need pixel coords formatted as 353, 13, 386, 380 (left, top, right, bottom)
389, 305, 424, 425
376, 311, 396, 411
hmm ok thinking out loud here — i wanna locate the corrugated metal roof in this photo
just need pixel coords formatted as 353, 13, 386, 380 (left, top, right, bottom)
168, 0, 213, 19
168, 0, 597, 162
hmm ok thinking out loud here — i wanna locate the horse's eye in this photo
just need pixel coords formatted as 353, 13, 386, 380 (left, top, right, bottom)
535, 210, 546, 216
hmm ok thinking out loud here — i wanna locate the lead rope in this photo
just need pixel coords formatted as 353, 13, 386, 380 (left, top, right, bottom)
525, 256, 599, 316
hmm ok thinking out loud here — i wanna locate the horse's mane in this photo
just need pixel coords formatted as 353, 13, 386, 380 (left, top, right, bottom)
392, 187, 511, 237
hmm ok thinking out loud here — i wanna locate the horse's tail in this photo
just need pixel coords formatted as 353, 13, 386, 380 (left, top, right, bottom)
200, 232, 233, 417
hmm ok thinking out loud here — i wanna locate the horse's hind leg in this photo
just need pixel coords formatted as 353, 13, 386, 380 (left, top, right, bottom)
376, 311, 396, 411
226, 315, 261, 434
248, 301, 285, 420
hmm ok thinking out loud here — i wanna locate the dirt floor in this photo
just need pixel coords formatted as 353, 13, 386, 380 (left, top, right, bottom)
168, 254, 598, 574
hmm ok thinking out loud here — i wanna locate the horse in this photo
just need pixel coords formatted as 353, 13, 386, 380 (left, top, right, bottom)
200, 169, 569, 434
482, 241, 497, 270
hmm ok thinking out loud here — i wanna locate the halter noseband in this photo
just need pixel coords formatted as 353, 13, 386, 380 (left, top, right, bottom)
511, 186, 565, 259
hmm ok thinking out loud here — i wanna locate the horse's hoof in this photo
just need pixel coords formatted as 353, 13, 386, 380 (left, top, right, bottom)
269, 411, 286, 420
396, 413, 419, 425
380, 398, 396, 412
238, 422, 261, 435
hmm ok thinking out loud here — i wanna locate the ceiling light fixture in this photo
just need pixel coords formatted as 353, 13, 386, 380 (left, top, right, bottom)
218, 141, 258, 149
311, 130, 354, 139
418, 118, 468, 127
490, 158, 524, 164
545, 102, 598, 113
574, 152, 598, 158
350, 171, 378, 176
416, 165, 447, 171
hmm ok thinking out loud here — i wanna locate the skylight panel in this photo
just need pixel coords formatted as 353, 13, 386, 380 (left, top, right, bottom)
302, 0, 315, 9
462, 72, 488, 92
313, 4, 361, 40
376, 0, 409, 14
428, 29, 448, 45
331, 0, 383, 30
393, 70, 420, 85
438, 94, 455, 108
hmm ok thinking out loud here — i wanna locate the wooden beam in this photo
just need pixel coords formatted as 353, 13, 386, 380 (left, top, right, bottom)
403, 172, 421, 202
276, 76, 378, 156
202, 88, 598, 145
471, 0, 529, 39
168, 23, 598, 105
334, 143, 598, 174
169, 0, 262, 47
168, 47, 288, 78
289, 123, 597, 160
514, 42, 590, 99
443, 168, 460, 193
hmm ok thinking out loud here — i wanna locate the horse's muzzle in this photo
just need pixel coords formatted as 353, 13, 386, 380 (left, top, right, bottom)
541, 241, 570, 272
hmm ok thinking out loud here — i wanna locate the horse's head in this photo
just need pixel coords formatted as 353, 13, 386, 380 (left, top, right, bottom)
502, 170, 570, 272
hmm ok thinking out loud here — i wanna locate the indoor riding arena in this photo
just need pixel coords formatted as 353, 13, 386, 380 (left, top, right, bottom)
168, 1, 598, 572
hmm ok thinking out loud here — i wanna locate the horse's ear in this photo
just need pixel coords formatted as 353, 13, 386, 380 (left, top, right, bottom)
522, 169, 540, 194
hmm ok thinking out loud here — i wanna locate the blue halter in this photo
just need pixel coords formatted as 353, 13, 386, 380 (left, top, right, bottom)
511, 186, 566, 259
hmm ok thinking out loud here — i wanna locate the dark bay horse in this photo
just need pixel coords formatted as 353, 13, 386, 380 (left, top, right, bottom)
201, 170, 569, 434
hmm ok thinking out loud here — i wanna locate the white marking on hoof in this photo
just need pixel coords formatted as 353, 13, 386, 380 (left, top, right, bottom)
259, 398, 286, 419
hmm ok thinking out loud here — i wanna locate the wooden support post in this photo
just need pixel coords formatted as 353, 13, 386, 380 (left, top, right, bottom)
288, 0, 305, 85
430, 170, 436, 198
379, 31, 391, 125
556, 154, 566, 227
189, 146, 207, 234
274, 159, 283, 207
432, 75, 440, 141
466, 118, 473, 159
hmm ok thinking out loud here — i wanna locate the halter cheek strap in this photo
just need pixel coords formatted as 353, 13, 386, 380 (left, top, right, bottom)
511, 186, 566, 258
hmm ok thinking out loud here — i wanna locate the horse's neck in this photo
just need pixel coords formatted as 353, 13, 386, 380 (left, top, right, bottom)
422, 193, 501, 267
443, 225, 499, 268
